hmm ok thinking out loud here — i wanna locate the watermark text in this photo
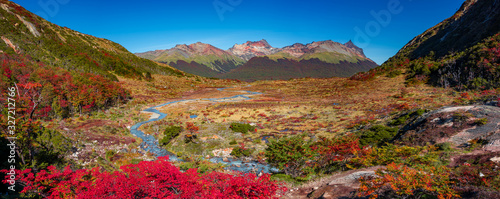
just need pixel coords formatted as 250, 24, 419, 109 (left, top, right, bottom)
353, 0, 407, 48
5, 86, 17, 192
213, 0, 243, 21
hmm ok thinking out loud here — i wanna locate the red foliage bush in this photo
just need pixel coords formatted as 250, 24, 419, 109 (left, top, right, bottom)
0, 54, 129, 119
350, 71, 376, 81
311, 136, 362, 172
3, 157, 285, 199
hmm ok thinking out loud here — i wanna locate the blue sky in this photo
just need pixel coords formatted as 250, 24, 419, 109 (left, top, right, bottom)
12, 0, 464, 64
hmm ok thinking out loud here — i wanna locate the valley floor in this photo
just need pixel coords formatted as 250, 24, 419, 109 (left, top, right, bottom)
43, 74, 500, 198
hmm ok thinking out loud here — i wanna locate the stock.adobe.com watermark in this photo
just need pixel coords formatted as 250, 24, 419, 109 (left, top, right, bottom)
5, 86, 17, 192
35, 0, 69, 20
213, 0, 242, 21
353, 0, 409, 48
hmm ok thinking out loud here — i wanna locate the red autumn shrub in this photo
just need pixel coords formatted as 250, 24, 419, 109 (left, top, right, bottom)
3, 157, 285, 199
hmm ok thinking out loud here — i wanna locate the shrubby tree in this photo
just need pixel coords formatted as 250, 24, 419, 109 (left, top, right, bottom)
159, 125, 182, 146
265, 134, 314, 178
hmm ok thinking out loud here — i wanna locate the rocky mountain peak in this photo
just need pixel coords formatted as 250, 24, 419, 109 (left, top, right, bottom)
167, 42, 229, 57
344, 40, 355, 47
228, 39, 279, 61
189, 42, 208, 48
279, 40, 367, 59
344, 40, 366, 57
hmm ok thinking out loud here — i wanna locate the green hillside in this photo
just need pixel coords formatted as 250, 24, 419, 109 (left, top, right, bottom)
300, 52, 367, 64
0, 0, 182, 81
364, 0, 500, 90
156, 53, 245, 73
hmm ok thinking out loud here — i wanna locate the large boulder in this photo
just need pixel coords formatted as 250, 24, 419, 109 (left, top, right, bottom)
284, 166, 382, 199
396, 105, 500, 151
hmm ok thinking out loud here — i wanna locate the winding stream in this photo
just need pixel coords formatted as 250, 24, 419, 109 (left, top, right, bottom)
130, 88, 278, 174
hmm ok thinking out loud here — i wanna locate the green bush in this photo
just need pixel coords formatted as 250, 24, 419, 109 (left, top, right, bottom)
130, 159, 142, 165
230, 146, 251, 158
265, 134, 315, 178
453, 112, 473, 122
359, 125, 398, 146
390, 109, 426, 126
145, 71, 153, 80
474, 118, 488, 126
435, 142, 453, 151
414, 109, 426, 116
159, 125, 183, 146
470, 77, 490, 90
390, 114, 410, 126
229, 140, 238, 145
178, 160, 225, 173
270, 173, 308, 184
230, 123, 255, 134
354, 144, 443, 168
27, 128, 73, 169
105, 150, 116, 161
387, 70, 402, 78
178, 162, 196, 171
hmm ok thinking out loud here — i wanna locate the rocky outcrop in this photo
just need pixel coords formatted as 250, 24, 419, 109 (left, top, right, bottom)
15, 14, 40, 37
344, 40, 366, 58
281, 40, 367, 59
1, 3, 40, 37
1, 36, 18, 53
284, 166, 383, 199
396, 105, 500, 152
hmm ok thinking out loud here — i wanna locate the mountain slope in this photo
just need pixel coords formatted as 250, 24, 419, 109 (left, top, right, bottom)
222, 56, 377, 81
376, 0, 500, 90
167, 60, 221, 78
397, 0, 500, 59
0, 0, 182, 81
136, 42, 245, 74
137, 40, 378, 80
279, 40, 367, 61
222, 40, 378, 81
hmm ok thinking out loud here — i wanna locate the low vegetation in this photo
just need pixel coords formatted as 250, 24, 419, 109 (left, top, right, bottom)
159, 125, 182, 146
229, 122, 256, 134
2, 0, 500, 198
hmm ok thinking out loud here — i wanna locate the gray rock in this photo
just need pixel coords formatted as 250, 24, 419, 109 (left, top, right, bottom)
328, 171, 376, 185
397, 105, 500, 151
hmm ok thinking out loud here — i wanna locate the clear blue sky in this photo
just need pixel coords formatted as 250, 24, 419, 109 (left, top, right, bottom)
12, 0, 464, 64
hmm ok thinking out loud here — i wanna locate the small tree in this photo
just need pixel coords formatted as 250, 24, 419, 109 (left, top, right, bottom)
311, 135, 361, 173
359, 125, 398, 146
229, 123, 255, 134
184, 122, 199, 143
230, 143, 251, 158
358, 163, 459, 199
159, 126, 183, 146
144, 72, 152, 81
265, 134, 314, 178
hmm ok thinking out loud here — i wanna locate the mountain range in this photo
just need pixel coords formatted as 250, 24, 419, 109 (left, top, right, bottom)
136, 39, 378, 81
